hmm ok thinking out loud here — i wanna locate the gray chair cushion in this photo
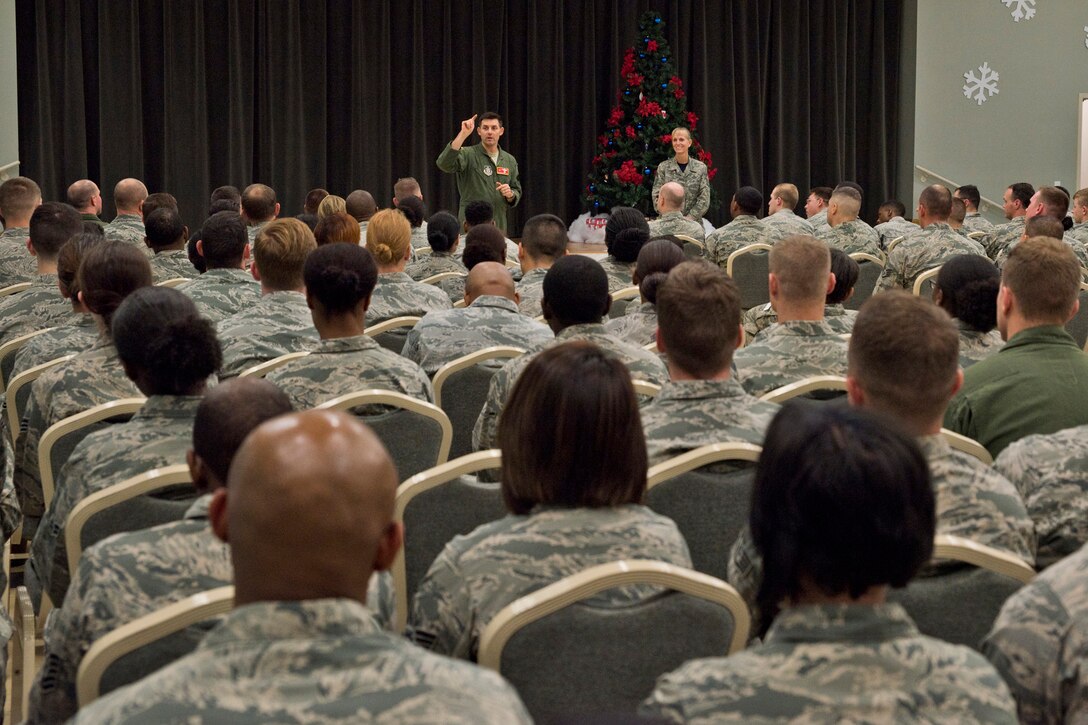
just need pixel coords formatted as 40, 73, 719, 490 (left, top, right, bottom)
99, 618, 220, 697
79, 484, 198, 554
1065, 288, 1088, 348
354, 407, 445, 482
49, 415, 137, 493
846, 260, 883, 311
730, 250, 770, 310
438, 363, 502, 460
373, 329, 409, 354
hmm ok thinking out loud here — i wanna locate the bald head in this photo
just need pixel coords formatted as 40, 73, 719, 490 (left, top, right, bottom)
67, 179, 101, 214
215, 410, 400, 606
658, 182, 685, 213
465, 261, 516, 304
113, 178, 149, 214
345, 190, 377, 222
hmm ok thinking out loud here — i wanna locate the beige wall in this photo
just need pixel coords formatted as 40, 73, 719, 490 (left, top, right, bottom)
0, 0, 18, 179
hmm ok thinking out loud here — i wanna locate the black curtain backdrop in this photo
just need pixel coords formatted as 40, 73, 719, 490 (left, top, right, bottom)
16, 0, 903, 236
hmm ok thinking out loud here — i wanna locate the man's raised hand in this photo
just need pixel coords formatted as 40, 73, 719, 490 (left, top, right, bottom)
460, 114, 478, 135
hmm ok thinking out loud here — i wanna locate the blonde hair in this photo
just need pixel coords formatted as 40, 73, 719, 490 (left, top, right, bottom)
254, 218, 317, 290
365, 209, 411, 266
317, 194, 346, 220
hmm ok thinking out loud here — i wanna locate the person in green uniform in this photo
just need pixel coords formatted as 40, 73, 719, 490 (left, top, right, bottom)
436, 112, 521, 234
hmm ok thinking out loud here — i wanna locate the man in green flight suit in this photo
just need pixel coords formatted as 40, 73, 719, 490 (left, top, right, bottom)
436, 112, 521, 234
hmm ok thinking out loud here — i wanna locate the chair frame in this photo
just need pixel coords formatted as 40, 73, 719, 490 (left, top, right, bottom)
940, 428, 993, 465
966, 230, 987, 241
452, 299, 467, 309
10, 585, 36, 722
631, 380, 662, 399
848, 251, 885, 267
5, 354, 75, 446
931, 534, 1034, 583
758, 375, 848, 403
912, 266, 941, 296
725, 243, 773, 278
76, 585, 235, 707
886, 235, 906, 253
0, 327, 56, 392
364, 316, 422, 337
317, 388, 452, 459
0, 282, 31, 297
155, 277, 190, 288
419, 271, 466, 286
477, 560, 751, 670
646, 441, 763, 488
236, 350, 311, 379
610, 286, 641, 304
673, 234, 705, 258
431, 346, 526, 408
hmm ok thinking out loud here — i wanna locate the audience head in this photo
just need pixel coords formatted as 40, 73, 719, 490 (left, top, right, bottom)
837, 181, 864, 199
317, 194, 346, 221
210, 185, 241, 210
142, 193, 179, 220
304, 242, 378, 318
605, 206, 650, 263
28, 202, 82, 261
541, 255, 610, 330
954, 185, 981, 212
949, 198, 967, 227
827, 248, 859, 305
199, 211, 249, 268
1074, 188, 1088, 224
425, 211, 460, 253
732, 186, 763, 218
633, 238, 684, 305
827, 186, 862, 227
1003, 182, 1034, 220
463, 200, 494, 228
464, 261, 515, 305
1001, 236, 1081, 330
769, 183, 800, 214
657, 182, 685, 213
208, 198, 241, 217
242, 183, 279, 223
112, 178, 148, 214
77, 241, 153, 331
395, 195, 426, 228
656, 260, 742, 379
917, 184, 952, 223
934, 254, 1000, 333
144, 208, 187, 252
56, 232, 102, 303
365, 209, 412, 269
520, 214, 568, 264
498, 342, 646, 516
393, 177, 422, 204
1028, 185, 1070, 221
66, 179, 102, 214
804, 187, 832, 218
187, 237, 206, 274
769, 235, 832, 307
463, 225, 507, 269
304, 188, 329, 215
0, 176, 42, 224
1023, 215, 1064, 241
345, 190, 377, 222
253, 218, 317, 291
877, 199, 907, 224
313, 212, 362, 247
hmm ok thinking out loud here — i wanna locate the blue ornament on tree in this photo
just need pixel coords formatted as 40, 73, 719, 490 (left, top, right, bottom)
654, 17, 661, 23
661, 57, 667, 63
644, 168, 652, 175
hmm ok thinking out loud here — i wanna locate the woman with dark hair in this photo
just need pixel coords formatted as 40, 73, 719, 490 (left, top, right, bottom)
934, 254, 1004, 368
600, 206, 650, 292
29, 286, 222, 608
395, 194, 430, 252
606, 238, 684, 345
742, 248, 860, 338
643, 403, 1018, 722
405, 211, 468, 287
408, 341, 691, 661
313, 211, 361, 246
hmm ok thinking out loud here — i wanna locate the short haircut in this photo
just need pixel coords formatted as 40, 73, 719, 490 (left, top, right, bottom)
317, 195, 346, 221
498, 341, 645, 515
827, 248, 859, 304
365, 208, 411, 266
242, 183, 277, 221
345, 190, 377, 221
304, 188, 329, 214
1008, 182, 1034, 209
28, 202, 83, 258
425, 212, 460, 253
187, 237, 206, 273
955, 185, 981, 209
949, 197, 966, 224
144, 208, 185, 250
635, 238, 684, 305
66, 180, 98, 209
542, 255, 610, 325
393, 177, 421, 202
142, 193, 178, 220
210, 186, 241, 205
395, 195, 425, 228
734, 186, 763, 215
56, 232, 102, 300
829, 186, 861, 218
769, 235, 830, 303
1074, 188, 1088, 209
521, 214, 568, 260
772, 183, 799, 210
808, 186, 832, 204
199, 211, 248, 267
1036, 186, 1070, 220
254, 218, 317, 290
605, 206, 650, 262
1024, 215, 1064, 240
112, 178, 148, 210
880, 200, 907, 218
657, 260, 741, 378
849, 291, 960, 425
192, 378, 293, 484
208, 198, 240, 216
935, 254, 1000, 333
313, 212, 361, 247
752, 403, 933, 632
919, 184, 952, 219
78, 241, 153, 329
836, 181, 864, 198
304, 242, 378, 315
479, 111, 503, 126
1004, 236, 1081, 321
464, 199, 494, 227
463, 224, 507, 269
658, 183, 684, 209
0, 177, 42, 219
112, 287, 222, 395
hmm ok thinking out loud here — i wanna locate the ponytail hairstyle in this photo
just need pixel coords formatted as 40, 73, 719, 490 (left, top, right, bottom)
56, 232, 104, 301
365, 209, 412, 267
635, 239, 685, 305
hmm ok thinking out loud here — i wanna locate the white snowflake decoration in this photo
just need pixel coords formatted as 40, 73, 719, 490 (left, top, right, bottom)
963, 63, 1000, 106
1002, 0, 1036, 23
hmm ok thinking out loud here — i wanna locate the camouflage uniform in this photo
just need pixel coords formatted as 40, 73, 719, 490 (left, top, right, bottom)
983, 542, 1088, 723
405, 251, 468, 282
994, 424, 1088, 568
473, 323, 668, 450
874, 216, 920, 248
0, 435, 21, 720
409, 224, 429, 251
246, 220, 269, 246
605, 301, 658, 346
402, 295, 551, 375
103, 213, 146, 251
149, 248, 199, 283
365, 272, 452, 326
266, 334, 433, 411
217, 291, 318, 378
807, 209, 830, 235
643, 603, 1018, 724
10, 314, 96, 380
994, 232, 1088, 270
958, 323, 1004, 369
820, 218, 881, 257
176, 268, 262, 323
760, 209, 814, 243
28, 395, 202, 608
1069, 220, 1088, 246
741, 304, 856, 339
596, 255, 636, 293
704, 215, 769, 269
72, 598, 530, 725
962, 212, 995, 235
0, 274, 75, 348
26, 494, 398, 724
732, 320, 850, 398
875, 222, 986, 292
641, 378, 779, 466
648, 211, 705, 242
0, 227, 36, 287
983, 216, 1026, 260
652, 157, 710, 220
514, 267, 547, 317
408, 504, 692, 660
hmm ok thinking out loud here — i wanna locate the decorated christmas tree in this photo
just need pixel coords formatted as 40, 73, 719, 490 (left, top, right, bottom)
583, 12, 718, 217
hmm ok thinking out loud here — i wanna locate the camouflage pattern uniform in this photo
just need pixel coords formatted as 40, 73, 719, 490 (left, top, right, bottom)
216, 291, 318, 378
1069, 220, 1088, 246
473, 324, 668, 450
0, 435, 21, 720
741, 303, 856, 339
149, 249, 198, 283
266, 334, 433, 411
0, 274, 75, 348
642, 603, 1018, 724
605, 301, 658, 346
994, 232, 1088, 270
405, 251, 468, 282
641, 379, 779, 466
10, 314, 96, 381
408, 504, 692, 660
994, 424, 1088, 568
648, 211, 705, 242
28, 395, 202, 608
732, 320, 850, 398
820, 218, 881, 257
760, 209, 814, 244
962, 212, 995, 235
72, 598, 531, 725
402, 295, 551, 375
103, 213, 146, 251
704, 215, 769, 269
983, 542, 1088, 723
875, 222, 986, 292
26, 494, 397, 724
652, 158, 710, 219
409, 223, 429, 251
958, 323, 1004, 369
596, 256, 636, 293
983, 216, 1026, 260
246, 220, 269, 246
0, 227, 37, 287
808, 209, 830, 235
514, 267, 547, 317
365, 272, 452, 326
874, 216, 920, 248
176, 268, 261, 323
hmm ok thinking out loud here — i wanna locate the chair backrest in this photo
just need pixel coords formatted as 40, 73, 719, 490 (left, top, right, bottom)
0, 327, 55, 393
673, 234, 705, 258
759, 375, 848, 403
65, 464, 195, 577
364, 316, 421, 354
631, 380, 662, 399
886, 235, 906, 253
38, 398, 147, 508
420, 271, 465, 286
5, 354, 74, 446
452, 298, 467, 309
912, 265, 941, 297
392, 450, 505, 631
646, 442, 763, 580
847, 253, 885, 311
940, 428, 993, 465
155, 277, 190, 288
77, 585, 234, 706
1066, 286, 1088, 349
966, 230, 986, 241
0, 282, 31, 297
236, 350, 310, 379
432, 346, 525, 460
726, 243, 773, 310
316, 389, 452, 481
887, 534, 1034, 650
478, 560, 750, 721
608, 286, 640, 319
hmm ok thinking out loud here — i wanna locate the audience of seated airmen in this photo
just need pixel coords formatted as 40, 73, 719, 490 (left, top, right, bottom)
240, 182, 279, 244
873, 198, 920, 248
648, 182, 705, 241
312, 210, 361, 246
72, 409, 531, 724
933, 254, 1005, 368
742, 247, 859, 338
983, 181, 1033, 260
994, 186, 1088, 268
405, 211, 468, 284
402, 262, 551, 376
643, 403, 1018, 723
66, 179, 105, 228
437, 223, 509, 302
640, 260, 779, 466
804, 185, 832, 234
598, 206, 650, 292
0, 176, 42, 285
704, 185, 767, 268
363, 208, 452, 325
760, 183, 814, 242
473, 254, 667, 450
455, 199, 520, 266
732, 235, 849, 397
410, 342, 691, 661
265, 242, 433, 410
514, 213, 568, 317
144, 207, 199, 282
605, 238, 684, 346
176, 210, 261, 322
819, 185, 881, 256
216, 218, 319, 378
28, 286, 222, 609
102, 178, 148, 250
141, 192, 179, 225
955, 184, 995, 234
345, 188, 378, 237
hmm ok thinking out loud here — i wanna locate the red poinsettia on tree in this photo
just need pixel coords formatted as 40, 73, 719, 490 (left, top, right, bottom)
583, 12, 718, 216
